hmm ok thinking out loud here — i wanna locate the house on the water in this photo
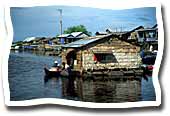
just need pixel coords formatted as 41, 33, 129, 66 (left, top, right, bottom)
96, 25, 158, 51
22, 37, 60, 51
135, 28, 158, 51
58, 32, 90, 44
62, 34, 141, 72
96, 26, 144, 44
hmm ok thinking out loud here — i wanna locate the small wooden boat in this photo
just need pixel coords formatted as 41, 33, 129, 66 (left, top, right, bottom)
44, 67, 61, 77
44, 67, 72, 77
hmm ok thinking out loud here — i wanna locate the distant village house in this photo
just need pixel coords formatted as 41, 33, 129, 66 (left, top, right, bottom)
57, 32, 90, 44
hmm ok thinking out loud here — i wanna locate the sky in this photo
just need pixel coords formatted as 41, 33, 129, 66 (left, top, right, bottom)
10, 6, 156, 42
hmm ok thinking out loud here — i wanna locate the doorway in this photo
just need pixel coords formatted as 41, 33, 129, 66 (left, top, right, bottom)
66, 50, 76, 69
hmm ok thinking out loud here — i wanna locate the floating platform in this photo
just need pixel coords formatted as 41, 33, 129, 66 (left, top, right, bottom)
71, 68, 144, 79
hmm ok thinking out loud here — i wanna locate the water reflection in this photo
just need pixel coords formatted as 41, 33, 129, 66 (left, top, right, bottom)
9, 51, 155, 102
12, 50, 60, 57
45, 76, 142, 103
61, 77, 78, 99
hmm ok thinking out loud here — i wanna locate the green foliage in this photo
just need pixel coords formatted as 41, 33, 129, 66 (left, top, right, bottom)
56, 34, 59, 38
63, 25, 91, 36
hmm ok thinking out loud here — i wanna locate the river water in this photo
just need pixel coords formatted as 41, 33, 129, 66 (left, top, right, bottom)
8, 51, 156, 102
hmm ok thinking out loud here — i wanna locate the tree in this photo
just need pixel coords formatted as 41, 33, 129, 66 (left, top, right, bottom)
63, 25, 91, 36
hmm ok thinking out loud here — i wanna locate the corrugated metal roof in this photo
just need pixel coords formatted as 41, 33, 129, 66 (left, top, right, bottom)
95, 32, 108, 35
63, 38, 100, 48
23, 37, 36, 42
58, 34, 74, 38
58, 32, 88, 38
71, 32, 82, 37
136, 28, 158, 32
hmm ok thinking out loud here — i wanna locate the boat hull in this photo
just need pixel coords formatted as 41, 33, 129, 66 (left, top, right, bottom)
44, 68, 61, 77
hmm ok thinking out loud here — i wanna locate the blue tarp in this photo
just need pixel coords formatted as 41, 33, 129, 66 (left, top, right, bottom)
48, 40, 52, 45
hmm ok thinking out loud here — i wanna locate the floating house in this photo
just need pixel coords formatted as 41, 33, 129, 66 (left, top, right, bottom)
136, 28, 158, 42
95, 25, 158, 51
135, 28, 158, 43
23, 37, 37, 42
106, 26, 144, 42
58, 32, 90, 44
22, 37, 59, 51
95, 26, 145, 45
135, 27, 158, 51
31, 37, 45, 44
62, 34, 141, 72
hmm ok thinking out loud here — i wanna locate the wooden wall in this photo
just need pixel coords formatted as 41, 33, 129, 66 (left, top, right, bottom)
82, 37, 141, 70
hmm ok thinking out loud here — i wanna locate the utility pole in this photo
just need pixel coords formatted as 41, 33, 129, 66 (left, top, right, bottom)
115, 27, 117, 32
58, 9, 62, 35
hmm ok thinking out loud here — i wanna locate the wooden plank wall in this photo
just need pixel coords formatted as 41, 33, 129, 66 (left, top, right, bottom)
82, 37, 141, 70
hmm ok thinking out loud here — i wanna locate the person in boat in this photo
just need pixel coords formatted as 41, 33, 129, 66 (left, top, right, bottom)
49, 60, 60, 72
61, 62, 66, 70
65, 63, 71, 73
60, 62, 71, 76
61, 62, 70, 71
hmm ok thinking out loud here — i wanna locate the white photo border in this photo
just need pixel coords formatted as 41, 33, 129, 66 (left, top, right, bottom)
0, 0, 163, 108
